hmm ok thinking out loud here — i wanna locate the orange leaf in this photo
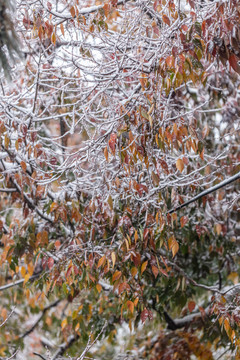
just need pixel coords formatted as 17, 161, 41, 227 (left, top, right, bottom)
61, 318, 67, 329
70, 6, 76, 17
55, 240, 61, 249
97, 256, 106, 268
224, 318, 230, 333
96, 284, 102, 293
141, 260, 148, 274
60, 23, 64, 36
166, 55, 174, 67
188, 301, 196, 313
112, 270, 122, 282
20, 161, 27, 172
126, 300, 134, 314
151, 265, 159, 278
168, 236, 179, 258
103, 3, 110, 17
21, 266, 26, 277
104, 146, 109, 161
176, 158, 184, 172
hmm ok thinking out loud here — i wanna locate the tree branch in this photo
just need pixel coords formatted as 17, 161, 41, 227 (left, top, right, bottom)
168, 171, 240, 214
20, 299, 61, 339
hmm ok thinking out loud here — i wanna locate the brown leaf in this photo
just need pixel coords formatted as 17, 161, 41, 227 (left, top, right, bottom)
70, 6, 76, 18
162, 14, 170, 26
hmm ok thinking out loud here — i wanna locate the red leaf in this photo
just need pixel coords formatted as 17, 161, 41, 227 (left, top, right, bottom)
109, 133, 117, 155
141, 308, 149, 323
229, 54, 240, 73
180, 216, 188, 228
140, 308, 153, 323
48, 257, 54, 270
132, 253, 141, 267
181, 24, 188, 32
188, 0, 195, 9
159, 267, 169, 277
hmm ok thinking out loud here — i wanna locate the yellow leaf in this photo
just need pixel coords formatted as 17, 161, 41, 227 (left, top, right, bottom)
60, 23, 64, 36
227, 272, 239, 285
24, 273, 30, 285
61, 318, 68, 329
141, 261, 148, 274
131, 266, 138, 277
51, 32, 56, 45
215, 223, 222, 235
126, 300, 134, 314
111, 252, 116, 268
176, 158, 184, 172
4, 135, 10, 149
21, 266, 26, 277
96, 284, 102, 293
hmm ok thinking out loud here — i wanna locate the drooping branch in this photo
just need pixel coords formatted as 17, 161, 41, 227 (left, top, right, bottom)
168, 171, 240, 214
20, 299, 61, 339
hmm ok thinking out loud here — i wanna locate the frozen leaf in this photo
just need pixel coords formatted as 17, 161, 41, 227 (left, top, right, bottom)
162, 14, 170, 26
70, 6, 75, 18
60, 23, 64, 36
176, 158, 184, 172
20, 161, 27, 172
